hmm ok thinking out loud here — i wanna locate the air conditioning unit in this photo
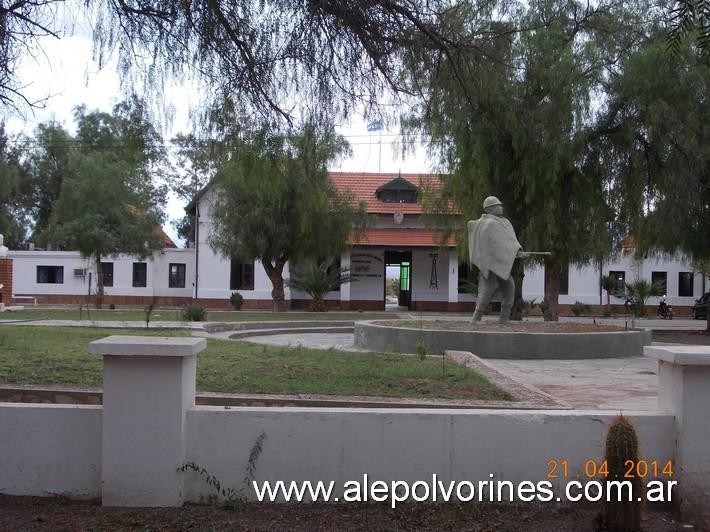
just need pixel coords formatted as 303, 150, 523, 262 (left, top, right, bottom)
73, 268, 87, 277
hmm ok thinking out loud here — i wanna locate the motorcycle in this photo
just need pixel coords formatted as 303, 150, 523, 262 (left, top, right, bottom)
657, 297, 674, 319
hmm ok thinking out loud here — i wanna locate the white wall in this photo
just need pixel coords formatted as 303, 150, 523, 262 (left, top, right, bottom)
521, 252, 705, 307
410, 249, 449, 302
10, 251, 93, 296
9, 249, 196, 300
153, 248, 196, 299
0, 404, 101, 498
522, 263, 604, 306
185, 408, 674, 501
0, 403, 675, 503
349, 249, 385, 301
195, 189, 289, 302
521, 265, 545, 303
634, 255, 704, 306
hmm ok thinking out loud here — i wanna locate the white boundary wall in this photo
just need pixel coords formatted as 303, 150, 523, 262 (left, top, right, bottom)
0, 404, 101, 497
185, 408, 674, 501
0, 339, 708, 526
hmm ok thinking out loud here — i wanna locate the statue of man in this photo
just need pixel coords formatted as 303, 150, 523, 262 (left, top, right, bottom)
467, 196, 528, 323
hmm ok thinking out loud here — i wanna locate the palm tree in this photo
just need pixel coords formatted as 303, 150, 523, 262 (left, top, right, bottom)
286, 262, 353, 312
600, 275, 618, 308
620, 279, 665, 317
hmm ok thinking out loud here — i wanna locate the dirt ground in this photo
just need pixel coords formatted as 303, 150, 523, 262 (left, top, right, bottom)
0, 495, 695, 532
652, 329, 710, 345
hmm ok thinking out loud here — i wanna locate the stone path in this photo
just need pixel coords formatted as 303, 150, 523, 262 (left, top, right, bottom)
236, 330, 667, 411
485, 357, 659, 411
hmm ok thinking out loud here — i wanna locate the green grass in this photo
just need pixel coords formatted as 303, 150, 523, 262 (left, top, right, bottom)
0, 308, 398, 323
0, 326, 512, 401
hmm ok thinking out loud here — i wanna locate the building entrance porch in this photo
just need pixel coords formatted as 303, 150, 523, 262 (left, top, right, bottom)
384, 250, 412, 311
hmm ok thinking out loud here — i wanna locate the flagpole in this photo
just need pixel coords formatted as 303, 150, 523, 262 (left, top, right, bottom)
378, 127, 382, 173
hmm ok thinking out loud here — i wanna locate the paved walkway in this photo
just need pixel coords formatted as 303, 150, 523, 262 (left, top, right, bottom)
242, 330, 664, 410
234, 326, 698, 411
485, 357, 659, 410
240, 332, 368, 352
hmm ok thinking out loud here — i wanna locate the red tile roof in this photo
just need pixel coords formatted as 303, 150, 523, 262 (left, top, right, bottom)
350, 228, 457, 247
329, 172, 447, 214
127, 204, 177, 248
160, 229, 177, 248
620, 234, 637, 249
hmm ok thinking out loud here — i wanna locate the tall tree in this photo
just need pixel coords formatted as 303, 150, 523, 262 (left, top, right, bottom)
89, 0, 524, 125
595, 36, 710, 330
666, 0, 710, 58
208, 121, 364, 312
47, 98, 168, 307
170, 133, 227, 243
405, 0, 640, 320
23, 122, 74, 244
0, 0, 64, 113
0, 124, 29, 247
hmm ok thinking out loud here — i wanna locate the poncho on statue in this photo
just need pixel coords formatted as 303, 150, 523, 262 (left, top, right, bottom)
468, 214, 521, 280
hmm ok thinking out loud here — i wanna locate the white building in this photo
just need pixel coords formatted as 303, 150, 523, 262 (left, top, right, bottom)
5, 172, 707, 313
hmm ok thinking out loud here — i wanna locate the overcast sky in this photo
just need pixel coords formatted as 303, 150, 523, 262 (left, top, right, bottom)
4, 12, 434, 246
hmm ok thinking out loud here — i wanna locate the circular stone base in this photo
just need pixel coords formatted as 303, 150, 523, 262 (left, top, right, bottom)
354, 320, 652, 359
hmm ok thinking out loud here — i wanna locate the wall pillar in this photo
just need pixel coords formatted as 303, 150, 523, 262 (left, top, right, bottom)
340, 250, 351, 308
89, 335, 206, 507
447, 251, 458, 308
0, 258, 12, 309
645, 345, 710, 528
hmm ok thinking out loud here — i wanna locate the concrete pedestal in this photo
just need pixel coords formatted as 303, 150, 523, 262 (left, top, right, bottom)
89, 335, 206, 507
645, 345, 710, 528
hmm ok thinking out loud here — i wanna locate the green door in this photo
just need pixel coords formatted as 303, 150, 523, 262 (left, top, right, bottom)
398, 262, 410, 306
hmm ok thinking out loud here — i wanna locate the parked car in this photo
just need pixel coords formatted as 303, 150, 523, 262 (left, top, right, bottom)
693, 291, 710, 319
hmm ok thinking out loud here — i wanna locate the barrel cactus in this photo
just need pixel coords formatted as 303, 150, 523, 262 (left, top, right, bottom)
595, 415, 642, 532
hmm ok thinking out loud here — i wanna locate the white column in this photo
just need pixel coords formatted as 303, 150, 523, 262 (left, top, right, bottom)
645, 345, 710, 528
90, 335, 207, 507
448, 251, 458, 305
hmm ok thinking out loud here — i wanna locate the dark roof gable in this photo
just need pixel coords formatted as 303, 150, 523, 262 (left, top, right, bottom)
375, 176, 419, 194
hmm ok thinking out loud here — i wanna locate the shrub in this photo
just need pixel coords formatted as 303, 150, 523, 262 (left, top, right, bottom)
144, 304, 154, 328
182, 303, 207, 321
286, 262, 353, 312
230, 291, 244, 310
415, 338, 430, 360
571, 301, 591, 316
600, 275, 618, 307
618, 279, 664, 317
522, 298, 538, 317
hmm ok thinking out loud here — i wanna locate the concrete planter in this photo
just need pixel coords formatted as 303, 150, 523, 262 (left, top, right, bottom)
354, 321, 652, 359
